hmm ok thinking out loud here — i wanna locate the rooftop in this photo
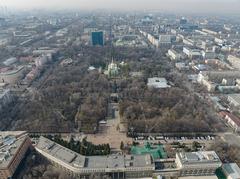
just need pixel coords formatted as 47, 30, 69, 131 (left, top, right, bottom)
177, 151, 221, 165
221, 112, 240, 127
0, 131, 28, 169
228, 93, 240, 104
36, 137, 154, 171
222, 163, 240, 179
36, 136, 86, 168
147, 77, 171, 89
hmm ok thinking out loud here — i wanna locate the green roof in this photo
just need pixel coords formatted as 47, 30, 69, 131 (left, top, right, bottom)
131, 142, 167, 160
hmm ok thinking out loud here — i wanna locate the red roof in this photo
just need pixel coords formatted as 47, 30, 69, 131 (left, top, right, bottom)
219, 111, 229, 118
221, 112, 240, 127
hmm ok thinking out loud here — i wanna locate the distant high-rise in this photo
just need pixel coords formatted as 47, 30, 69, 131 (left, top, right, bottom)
180, 17, 187, 25
91, 31, 104, 46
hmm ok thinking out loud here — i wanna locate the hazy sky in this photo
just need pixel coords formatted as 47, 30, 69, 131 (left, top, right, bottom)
2, 0, 240, 14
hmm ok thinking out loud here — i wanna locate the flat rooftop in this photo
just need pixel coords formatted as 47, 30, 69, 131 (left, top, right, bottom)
0, 131, 28, 169
36, 136, 86, 168
222, 163, 240, 179
177, 151, 221, 165
36, 137, 153, 171
147, 77, 171, 89
228, 93, 240, 104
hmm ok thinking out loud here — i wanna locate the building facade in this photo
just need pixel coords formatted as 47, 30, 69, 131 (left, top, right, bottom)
35, 137, 155, 179
175, 151, 222, 177
222, 163, 240, 179
168, 49, 182, 60
0, 131, 31, 179
91, 31, 104, 46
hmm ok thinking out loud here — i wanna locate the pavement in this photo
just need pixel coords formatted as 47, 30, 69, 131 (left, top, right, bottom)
86, 103, 132, 151
221, 132, 240, 147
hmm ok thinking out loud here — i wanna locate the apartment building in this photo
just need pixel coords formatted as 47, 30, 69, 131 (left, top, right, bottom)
175, 151, 222, 177
0, 131, 31, 179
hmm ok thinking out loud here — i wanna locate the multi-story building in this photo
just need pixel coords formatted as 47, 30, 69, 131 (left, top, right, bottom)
0, 131, 31, 179
227, 55, 240, 70
147, 33, 159, 47
91, 31, 104, 46
175, 151, 222, 177
0, 66, 25, 84
3, 57, 17, 66
228, 94, 240, 108
197, 71, 240, 92
32, 49, 57, 56
183, 38, 195, 46
158, 35, 172, 47
222, 163, 240, 179
219, 111, 240, 132
183, 47, 202, 59
202, 51, 216, 59
180, 18, 187, 25
35, 55, 48, 68
202, 29, 218, 36
35, 136, 155, 179
168, 49, 182, 60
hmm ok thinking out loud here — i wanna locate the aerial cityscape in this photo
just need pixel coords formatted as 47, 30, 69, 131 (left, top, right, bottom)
0, 0, 240, 179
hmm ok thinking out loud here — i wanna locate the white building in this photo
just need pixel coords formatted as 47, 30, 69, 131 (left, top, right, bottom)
35, 55, 49, 68
3, 58, 17, 66
197, 71, 240, 92
147, 78, 170, 89
0, 38, 8, 46
176, 151, 222, 177
215, 38, 224, 45
33, 49, 57, 56
202, 51, 216, 59
222, 163, 240, 179
183, 47, 202, 59
159, 35, 172, 47
197, 72, 217, 92
183, 38, 194, 46
227, 55, 240, 70
175, 63, 189, 71
219, 111, 240, 132
202, 29, 218, 35
228, 94, 240, 108
147, 34, 159, 47
168, 49, 182, 60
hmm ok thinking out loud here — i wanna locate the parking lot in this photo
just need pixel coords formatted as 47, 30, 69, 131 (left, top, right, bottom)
133, 135, 216, 145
